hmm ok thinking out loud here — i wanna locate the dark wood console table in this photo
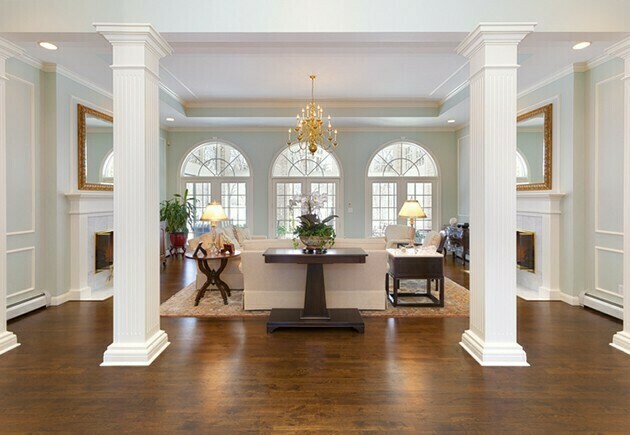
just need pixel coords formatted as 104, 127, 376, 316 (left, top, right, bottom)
263, 248, 368, 333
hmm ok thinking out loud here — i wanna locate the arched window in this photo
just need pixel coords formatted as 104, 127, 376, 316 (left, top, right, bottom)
100, 150, 114, 184
516, 150, 530, 183
271, 144, 342, 238
180, 140, 251, 235
367, 141, 439, 238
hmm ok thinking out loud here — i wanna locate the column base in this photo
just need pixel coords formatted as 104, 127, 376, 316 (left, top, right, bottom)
0, 331, 20, 356
101, 330, 169, 366
460, 330, 529, 367
610, 331, 630, 355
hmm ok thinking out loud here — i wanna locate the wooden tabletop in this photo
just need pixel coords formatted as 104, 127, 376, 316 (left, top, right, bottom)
263, 248, 367, 264
185, 250, 241, 260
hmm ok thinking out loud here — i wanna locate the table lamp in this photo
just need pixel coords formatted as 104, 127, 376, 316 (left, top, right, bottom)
398, 200, 426, 247
200, 202, 228, 251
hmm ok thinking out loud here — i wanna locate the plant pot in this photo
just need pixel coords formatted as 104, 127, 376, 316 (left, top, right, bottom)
299, 235, 334, 253
169, 232, 188, 249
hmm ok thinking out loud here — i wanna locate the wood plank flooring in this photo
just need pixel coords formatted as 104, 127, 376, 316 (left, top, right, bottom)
1, 255, 629, 432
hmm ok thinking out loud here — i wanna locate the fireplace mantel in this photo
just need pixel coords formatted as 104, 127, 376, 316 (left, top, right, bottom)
516, 192, 566, 302
65, 192, 114, 301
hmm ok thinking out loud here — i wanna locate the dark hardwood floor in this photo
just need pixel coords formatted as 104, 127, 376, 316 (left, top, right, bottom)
1, 255, 628, 432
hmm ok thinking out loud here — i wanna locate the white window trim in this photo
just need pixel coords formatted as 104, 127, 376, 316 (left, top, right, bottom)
178, 139, 254, 230
269, 145, 344, 238
364, 139, 441, 238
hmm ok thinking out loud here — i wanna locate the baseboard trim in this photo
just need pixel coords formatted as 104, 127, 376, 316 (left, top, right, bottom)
49, 291, 72, 306
0, 331, 20, 356
611, 331, 630, 355
460, 330, 529, 367
583, 293, 623, 320
7, 293, 47, 320
559, 292, 581, 306
101, 330, 170, 366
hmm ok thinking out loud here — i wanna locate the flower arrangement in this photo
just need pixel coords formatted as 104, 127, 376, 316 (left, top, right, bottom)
288, 192, 338, 251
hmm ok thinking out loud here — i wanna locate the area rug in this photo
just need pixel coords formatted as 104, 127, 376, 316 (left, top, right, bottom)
160, 278, 469, 318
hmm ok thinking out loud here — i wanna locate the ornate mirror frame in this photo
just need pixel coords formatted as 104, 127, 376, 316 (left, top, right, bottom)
78, 104, 113, 191
516, 103, 552, 191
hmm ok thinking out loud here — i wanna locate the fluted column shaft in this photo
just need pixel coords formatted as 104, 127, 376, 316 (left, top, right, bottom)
457, 23, 535, 366
95, 24, 173, 366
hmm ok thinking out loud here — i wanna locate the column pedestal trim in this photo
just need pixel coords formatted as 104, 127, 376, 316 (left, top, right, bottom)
611, 331, 630, 355
101, 330, 170, 366
0, 331, 20, 356
460, 330, 529, 366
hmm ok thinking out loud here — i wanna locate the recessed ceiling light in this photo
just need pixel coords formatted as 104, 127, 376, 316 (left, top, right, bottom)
572, 41, 591, 50
447, 119, 455, 124
38, 41, 58, 50
165, 117, 175, 122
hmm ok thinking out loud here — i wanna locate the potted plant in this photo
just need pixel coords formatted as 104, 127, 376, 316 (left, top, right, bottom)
160, 189, 197, 252
289, 192, 338, 253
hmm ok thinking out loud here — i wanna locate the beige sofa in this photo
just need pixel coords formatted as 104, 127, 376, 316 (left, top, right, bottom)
240, 238, 388, 310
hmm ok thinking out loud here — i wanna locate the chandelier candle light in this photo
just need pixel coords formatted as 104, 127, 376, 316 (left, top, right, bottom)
287, 75, 338, 155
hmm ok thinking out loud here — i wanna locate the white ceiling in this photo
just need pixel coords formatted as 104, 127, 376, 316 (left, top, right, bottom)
2, 31, 628, 129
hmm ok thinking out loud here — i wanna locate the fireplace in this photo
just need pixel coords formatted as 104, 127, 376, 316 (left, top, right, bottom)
95, 230, 113, 273
516, 230, 535, 273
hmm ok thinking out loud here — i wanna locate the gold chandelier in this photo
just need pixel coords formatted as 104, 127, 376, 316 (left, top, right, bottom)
287, 75, 338, 155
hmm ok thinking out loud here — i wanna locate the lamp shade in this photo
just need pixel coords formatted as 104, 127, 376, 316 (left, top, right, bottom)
200, 202, 228, 222
398, 200, 427, 219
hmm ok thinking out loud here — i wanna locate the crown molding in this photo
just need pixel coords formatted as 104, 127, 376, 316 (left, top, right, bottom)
165, 126, 457, 133
42, 63, 113, 100
16, 52, 43, 70
0, 37, 24, 60
159, 82, 185, 105
184, 98, 440, 109
93, 23, 173, 58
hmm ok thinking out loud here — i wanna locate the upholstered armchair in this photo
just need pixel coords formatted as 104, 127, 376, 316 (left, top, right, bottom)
384, 224, 415, 249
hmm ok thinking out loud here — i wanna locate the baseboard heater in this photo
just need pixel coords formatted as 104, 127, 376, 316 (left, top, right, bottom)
583, 293, 623, 320
7, 293, 47, 320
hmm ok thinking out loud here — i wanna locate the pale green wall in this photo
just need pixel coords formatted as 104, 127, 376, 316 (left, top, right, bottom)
165, 130, 458, 238
5, 58, 43, 306
584, 58, 625, 305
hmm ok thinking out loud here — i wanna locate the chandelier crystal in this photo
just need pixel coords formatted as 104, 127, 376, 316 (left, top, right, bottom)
287, 75, 338, 155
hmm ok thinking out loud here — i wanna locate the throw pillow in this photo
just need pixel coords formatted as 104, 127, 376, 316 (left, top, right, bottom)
218, 230, 241, 250
233, 226, 251, 244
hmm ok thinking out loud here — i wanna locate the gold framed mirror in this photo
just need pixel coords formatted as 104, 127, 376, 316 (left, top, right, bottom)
78, 104, 113, 191
516, 103, 552, 191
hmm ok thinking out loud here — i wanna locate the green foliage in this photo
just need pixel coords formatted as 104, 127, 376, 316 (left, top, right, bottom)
160, 189, 197, 234
293, 213, 338, 239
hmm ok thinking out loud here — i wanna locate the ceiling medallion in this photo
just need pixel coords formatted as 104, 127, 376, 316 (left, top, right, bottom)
287, 75, 338, 155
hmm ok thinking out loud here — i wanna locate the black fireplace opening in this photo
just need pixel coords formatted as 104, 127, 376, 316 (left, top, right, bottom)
516, 230, 535, 273
95, 230, 113, 273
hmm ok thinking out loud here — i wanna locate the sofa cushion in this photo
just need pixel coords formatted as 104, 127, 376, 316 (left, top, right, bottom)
233, 226, 251, 244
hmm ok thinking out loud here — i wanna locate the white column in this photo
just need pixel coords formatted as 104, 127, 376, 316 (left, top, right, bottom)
457, 23, 535, 366
607, 37, 630, 355
95, 24, 173, 366
0, 38, 24, 356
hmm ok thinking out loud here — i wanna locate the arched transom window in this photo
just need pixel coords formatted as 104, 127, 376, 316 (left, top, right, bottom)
180, 140, 251, 235
271, 144, 342, 238
368, 141, 439, 239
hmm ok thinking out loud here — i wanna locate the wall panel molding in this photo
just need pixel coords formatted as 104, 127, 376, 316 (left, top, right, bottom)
6, 246, 35, 299
594, 73, 625, 236
594, 245, 624, 298
6, 73, 35, 236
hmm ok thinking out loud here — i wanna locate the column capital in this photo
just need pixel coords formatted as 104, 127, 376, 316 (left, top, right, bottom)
457, 22, 536, 59
94, 23, 173, 59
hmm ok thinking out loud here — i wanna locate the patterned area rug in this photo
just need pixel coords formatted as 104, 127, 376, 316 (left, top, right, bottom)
160, 278, 469, 318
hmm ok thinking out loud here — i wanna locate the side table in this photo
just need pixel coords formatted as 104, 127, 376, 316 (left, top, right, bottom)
386, 248, 444, 307
185, 244, 241, 306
